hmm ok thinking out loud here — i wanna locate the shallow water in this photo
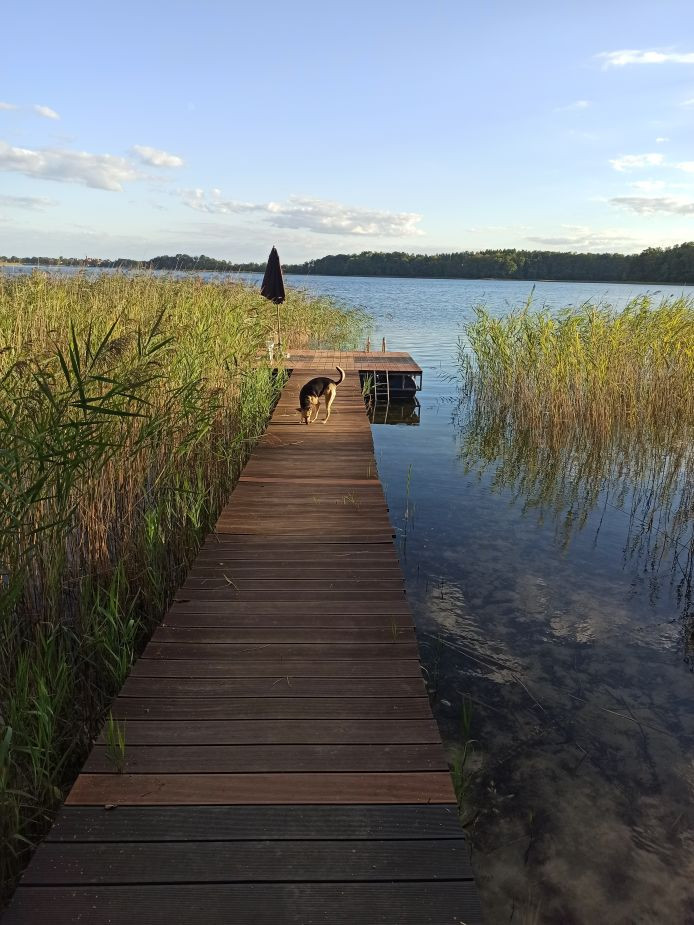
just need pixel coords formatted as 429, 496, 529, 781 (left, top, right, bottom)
8, 267, 694, 923
284, 275, 694, 925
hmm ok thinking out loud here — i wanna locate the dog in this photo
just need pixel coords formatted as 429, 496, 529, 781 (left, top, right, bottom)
297, 366, 345, 424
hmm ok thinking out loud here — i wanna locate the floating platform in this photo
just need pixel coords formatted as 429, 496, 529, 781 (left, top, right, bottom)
2, 356, 481, 925
287, 350, 423, 400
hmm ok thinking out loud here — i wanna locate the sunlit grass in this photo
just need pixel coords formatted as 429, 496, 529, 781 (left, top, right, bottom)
0, 270, 368, 903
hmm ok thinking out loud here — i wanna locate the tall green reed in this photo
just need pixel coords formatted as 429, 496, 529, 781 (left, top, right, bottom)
459, 296, 694, 433
0, 270, 368, 903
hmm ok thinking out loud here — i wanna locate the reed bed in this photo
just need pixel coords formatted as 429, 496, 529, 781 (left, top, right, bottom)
457, 294, 694, 625
459, 295, 694, 433
0, 270, 368, 903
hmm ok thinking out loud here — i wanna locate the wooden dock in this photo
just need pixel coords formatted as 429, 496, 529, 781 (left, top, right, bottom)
3, 355, 482, 925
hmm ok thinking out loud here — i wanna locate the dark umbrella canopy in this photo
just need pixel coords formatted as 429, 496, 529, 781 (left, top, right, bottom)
260, 246, 285, 304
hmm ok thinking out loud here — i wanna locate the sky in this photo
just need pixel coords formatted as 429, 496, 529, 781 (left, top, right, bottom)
1, 0, 693, 261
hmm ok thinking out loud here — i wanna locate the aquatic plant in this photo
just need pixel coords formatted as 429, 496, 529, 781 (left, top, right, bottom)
459, 296, 694, 432
456, 298, 694, 624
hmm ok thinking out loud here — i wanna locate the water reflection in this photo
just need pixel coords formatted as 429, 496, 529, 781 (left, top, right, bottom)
368, 397, 421, 425
412, 392, 694, 924
454, 396, 694, 631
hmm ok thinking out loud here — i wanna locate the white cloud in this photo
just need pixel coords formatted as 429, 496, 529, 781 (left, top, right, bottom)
526, 225, 652, 252
0, 194, 58, 211
598, 49, 694, 68
610, 195, 694, 215
681, 99, 694, 107
674, 161, 694, 173
630, 180, 666, 191
181, 190, 424, 237
0, 140, 142, 191
655, 137, 669, 143
610, 153, 665, 171
0, 102, 18, 111
33, 104, 60, 120
556, 100, 591, 111
131, 145, 184, 168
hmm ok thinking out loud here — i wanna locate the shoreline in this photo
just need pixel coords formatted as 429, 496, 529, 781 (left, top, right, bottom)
3, 264, 694, 289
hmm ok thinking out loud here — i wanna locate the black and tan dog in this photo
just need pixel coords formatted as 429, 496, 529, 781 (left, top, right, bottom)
297, 366, 345, 424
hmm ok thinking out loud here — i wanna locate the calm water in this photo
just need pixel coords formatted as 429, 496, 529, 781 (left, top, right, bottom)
287, 274, 694, 925
9, 267, 694, 923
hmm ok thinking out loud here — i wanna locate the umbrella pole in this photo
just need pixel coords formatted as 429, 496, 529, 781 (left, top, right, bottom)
276, 303, 282, 355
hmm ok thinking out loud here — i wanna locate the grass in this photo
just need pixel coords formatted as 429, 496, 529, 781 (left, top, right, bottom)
459, 295, 694, 433
104, 713, 126, 774
450, 696, 477, 820
0, 269, 368, 904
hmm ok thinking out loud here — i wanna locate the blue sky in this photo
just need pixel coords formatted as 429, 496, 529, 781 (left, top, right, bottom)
1, 0, 693, 261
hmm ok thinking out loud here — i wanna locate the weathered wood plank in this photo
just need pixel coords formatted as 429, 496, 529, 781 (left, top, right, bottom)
142, 642, 420, 660
96, 719, 442, 746
120, 676, 423, 698
66, 772, 457, 805
47, 804, 465, 842
111, 696, 432, 721
130, 658, 422, 678
84, 743, 448, 773
24, 838, 471, 884
149, 627, 414, 645
3, 883, 482, 925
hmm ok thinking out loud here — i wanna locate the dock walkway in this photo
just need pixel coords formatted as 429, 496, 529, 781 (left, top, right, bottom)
3, 354, 482, 925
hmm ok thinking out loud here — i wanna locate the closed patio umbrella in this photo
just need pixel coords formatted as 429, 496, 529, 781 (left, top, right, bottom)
260, 246, 285, 353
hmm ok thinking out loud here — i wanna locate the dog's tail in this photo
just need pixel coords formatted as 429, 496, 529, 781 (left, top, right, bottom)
334, 365, 345, 386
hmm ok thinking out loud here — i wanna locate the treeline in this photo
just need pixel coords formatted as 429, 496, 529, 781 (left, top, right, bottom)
3, 243, 693, 283
284, 243, 694, 285
0, 254, 264, 272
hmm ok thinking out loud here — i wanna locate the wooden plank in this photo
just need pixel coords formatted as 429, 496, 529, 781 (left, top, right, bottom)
162, 612, 414, 628
149, 627, 413, 645
111, 697, 432, 721
66, 772, 457, 805
3, 883, 482, 925
47, 804, 465, 842
179, 580, 405, 593
142, 642, 420, 660
130, 658, 422, 678
168, 601, 412, 615
96, 719, 442, 745
83, 743, 448, 773
24, 838, 471, 884
119, 676, 423, 698
187, 568, 403, 580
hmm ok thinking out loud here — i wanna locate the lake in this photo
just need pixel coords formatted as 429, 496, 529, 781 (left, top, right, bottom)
282, 274, 694, 925
7, 267, 694, 923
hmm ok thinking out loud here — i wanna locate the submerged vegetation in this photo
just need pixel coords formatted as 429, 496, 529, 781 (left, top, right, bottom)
0, 271, 368, 903
457, 295, 694, 624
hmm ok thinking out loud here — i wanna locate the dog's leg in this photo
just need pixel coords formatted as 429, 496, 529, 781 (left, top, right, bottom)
310, 398, 319, 423
323, 386, 336, 423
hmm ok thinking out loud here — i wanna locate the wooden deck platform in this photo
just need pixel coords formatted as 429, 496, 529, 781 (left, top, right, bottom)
286, 350, 423, 375
2, 358, 481, 925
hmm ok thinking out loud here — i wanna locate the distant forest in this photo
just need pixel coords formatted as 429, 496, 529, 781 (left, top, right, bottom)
284, 243, 694, 285
2, 242, 693, 284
